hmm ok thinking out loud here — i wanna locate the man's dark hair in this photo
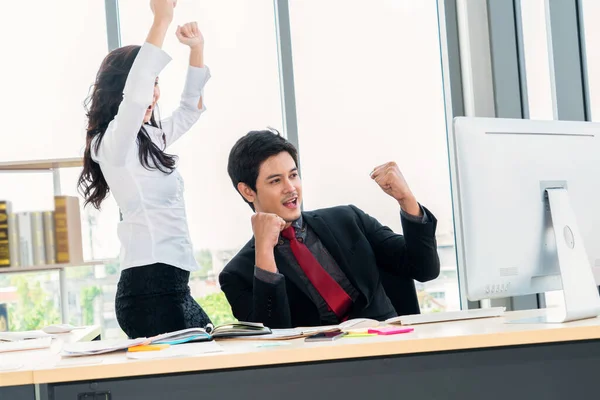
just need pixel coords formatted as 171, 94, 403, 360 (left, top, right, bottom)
228, 129, 299, 211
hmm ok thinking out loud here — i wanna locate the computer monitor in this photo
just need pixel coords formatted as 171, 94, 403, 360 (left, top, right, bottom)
449, 117, 600, 322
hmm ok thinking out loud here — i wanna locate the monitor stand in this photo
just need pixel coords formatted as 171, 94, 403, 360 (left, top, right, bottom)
506, 188, 600, 324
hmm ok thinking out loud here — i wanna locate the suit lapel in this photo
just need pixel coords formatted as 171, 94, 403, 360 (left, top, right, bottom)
273, 248, 314, 300
303, 212, 351, 268
250, 236, 315, 301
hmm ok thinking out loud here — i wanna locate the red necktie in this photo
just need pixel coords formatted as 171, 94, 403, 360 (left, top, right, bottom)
281, 226, 352, 320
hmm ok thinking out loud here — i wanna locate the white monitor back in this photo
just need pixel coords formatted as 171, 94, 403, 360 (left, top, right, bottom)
450, 117, 600, 302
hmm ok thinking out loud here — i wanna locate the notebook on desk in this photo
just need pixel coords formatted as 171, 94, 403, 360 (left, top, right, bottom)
61, 322, 272, 356
151, 322, 271, 344
206, 321, 271, 338
385, 307, 506, 326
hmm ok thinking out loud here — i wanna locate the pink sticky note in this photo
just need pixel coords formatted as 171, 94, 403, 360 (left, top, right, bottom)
368, 327, 414, 335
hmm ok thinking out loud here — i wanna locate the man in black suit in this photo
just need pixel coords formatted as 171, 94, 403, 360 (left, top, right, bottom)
219, 130, 440, 328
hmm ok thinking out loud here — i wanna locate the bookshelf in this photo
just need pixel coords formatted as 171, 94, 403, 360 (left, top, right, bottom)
0, 157, 114, 324
0, 158, 83, 171
0, 260, 113, 274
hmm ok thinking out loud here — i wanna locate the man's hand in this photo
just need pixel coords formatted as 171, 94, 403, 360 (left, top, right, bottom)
176, 22, 204, 49
252, 213, 286, 273
370, 162, 422, 217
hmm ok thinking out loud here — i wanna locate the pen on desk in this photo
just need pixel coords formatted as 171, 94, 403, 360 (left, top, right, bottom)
128, 344, 170, 352
344, 333, 377, 338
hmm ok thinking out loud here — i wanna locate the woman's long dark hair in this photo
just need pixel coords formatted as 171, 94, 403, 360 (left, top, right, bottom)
77, 45, 178, 210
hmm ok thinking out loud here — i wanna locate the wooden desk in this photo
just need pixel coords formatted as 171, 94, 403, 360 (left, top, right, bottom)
5, 311, 600, 400
0, 325, 100, 398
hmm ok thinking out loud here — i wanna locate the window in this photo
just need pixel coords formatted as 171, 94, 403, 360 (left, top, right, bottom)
581, 0, 600, 121
0, 1, 117, 334
119, 0, 283, 325
288, 0, 459, 312
0, 1, 108, 160
519, 0, 554, 120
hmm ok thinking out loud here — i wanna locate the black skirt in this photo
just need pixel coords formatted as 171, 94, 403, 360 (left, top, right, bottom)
115, 262, 212, 338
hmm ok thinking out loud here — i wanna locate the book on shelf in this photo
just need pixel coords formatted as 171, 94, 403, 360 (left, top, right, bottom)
1, 210, 60, 269
31, 211, 46, 265
16, 212, 33, 267
0, 197, 84, 269
54, 196, 83, 264
0, 201, 9, 266
43, 211, 56, 264
8, 213, 19, 267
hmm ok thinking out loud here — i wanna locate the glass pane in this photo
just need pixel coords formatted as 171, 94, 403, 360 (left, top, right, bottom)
0, 0, 108, 161
581, 0, 600, 121
1, 271, 60, 331
289, 0, 459, 312
118, 0, 282, 326
519, 0, 554, 119
0, 1, 114, 334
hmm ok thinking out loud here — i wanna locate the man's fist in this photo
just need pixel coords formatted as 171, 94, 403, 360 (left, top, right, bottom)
370, 162, 421, 216
252, 212, 287, 251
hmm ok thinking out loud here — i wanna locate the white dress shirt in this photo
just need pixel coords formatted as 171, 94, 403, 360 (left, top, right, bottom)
91, 42, 210, 272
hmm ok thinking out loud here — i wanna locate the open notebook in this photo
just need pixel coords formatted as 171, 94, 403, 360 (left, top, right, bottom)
151, 322, 271, 344
61, 321, 271, 357
207, 322, 271, 338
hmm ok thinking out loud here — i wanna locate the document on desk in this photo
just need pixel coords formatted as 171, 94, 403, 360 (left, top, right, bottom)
0, 337, 52, 353
220, 318, 382, 341
62, 338, 148, 357
224, 326, 341, 340
0, 363, 23, 371
0, 330, 50, 341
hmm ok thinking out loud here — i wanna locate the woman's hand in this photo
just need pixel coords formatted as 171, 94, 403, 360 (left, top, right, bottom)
150, 0, 177, 24
147, 0, 176, 48
176, 22, 204, 50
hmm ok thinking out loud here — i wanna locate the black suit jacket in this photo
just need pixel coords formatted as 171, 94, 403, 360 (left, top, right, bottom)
219, 205, 440, 328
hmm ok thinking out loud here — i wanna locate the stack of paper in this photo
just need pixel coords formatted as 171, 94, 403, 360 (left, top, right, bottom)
0, 337, 52, 353
0, 331, 50, 341
221, 318, 381, 341
62, 339, 148, 357
227, 326, 340, 341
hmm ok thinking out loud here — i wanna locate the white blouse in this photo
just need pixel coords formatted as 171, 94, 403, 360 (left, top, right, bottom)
91, 42, 210, 272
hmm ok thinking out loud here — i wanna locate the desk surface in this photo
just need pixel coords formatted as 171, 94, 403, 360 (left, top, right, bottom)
7, 309, 599, 386
0, 325, 101, 387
